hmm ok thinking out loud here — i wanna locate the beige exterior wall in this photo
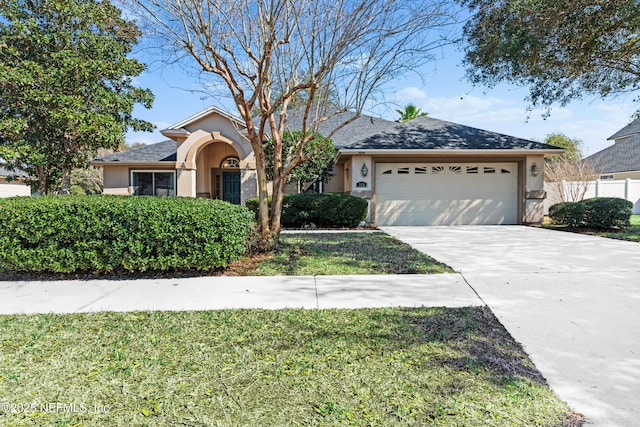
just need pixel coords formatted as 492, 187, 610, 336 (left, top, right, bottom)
607, 170, 640, 180
103, 165, 133, 195
323, 164, 345, 193
0, 178, 30, 197
524, 155, 545, 223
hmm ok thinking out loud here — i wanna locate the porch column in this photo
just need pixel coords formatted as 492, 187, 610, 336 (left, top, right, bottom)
177, 168, 196, 197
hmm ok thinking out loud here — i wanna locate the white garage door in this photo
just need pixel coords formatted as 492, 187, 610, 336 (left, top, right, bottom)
375, 163, 518, 226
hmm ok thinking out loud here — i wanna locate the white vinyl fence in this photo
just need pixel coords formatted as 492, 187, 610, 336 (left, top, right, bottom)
544, 179, 640, 214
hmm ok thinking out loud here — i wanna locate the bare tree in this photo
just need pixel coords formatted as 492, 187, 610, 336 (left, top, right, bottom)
130, 0, 458, 244
545, 157, 600, 204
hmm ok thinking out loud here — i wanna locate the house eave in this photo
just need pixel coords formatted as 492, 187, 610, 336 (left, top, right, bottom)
160, 128, 191, 139
90, 161, 176, 168
166, 106, 245, 130
337, 148, 565, 159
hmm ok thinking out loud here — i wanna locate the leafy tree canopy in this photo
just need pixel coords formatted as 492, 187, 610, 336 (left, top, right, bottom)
264, 132, 336, 186
460, 0, 640, 112
0, 0, 154, 194
396, 104, 428, 123
544, 132, 583, 163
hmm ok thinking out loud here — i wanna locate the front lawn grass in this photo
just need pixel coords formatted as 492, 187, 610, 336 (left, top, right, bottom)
0, 307, 573, 426
543, 214, 640, 242
231, 232, 453, 275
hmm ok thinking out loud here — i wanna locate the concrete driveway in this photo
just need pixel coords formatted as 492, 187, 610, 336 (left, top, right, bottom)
381, 225, 640, 427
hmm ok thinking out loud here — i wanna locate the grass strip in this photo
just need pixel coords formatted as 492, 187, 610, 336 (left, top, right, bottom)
232, 232, 453, 275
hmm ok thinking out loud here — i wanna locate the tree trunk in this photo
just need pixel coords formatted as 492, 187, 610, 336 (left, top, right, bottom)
36, 166, 48, 195
250, 138, 275, 247
270, 174, 287, 236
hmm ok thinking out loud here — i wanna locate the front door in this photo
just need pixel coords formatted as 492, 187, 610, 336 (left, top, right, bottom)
222, 171, 241, 204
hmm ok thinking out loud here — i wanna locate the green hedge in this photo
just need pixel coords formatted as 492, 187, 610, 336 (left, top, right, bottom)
246, 193, 368, 228
0, 196, 253, 273
549, 197, 632, 229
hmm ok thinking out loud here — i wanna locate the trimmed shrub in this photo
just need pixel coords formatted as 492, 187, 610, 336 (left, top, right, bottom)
581, 197, 632, 229
0, 196, 253, 273
246, 193, 368, 228
548, 202, 586, 228
549, 197, 632, 229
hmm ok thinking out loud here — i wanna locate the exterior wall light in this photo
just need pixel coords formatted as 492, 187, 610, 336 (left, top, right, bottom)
361, 163, 369, 177
530, 162, 539, 177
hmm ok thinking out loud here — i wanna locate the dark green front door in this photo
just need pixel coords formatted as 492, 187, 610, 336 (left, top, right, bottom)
222, 171, 241, 204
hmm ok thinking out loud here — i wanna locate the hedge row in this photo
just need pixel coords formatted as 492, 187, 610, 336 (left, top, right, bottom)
246, 193, 368, 228
549, 197, 632, 229
0, 196, 253, 273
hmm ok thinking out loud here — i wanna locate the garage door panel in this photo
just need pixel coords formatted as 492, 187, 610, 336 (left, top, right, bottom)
375, 162, 518, 226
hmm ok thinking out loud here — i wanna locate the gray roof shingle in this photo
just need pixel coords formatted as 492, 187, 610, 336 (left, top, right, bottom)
584, 139, 640, 173
94, 140, 177, 163
281, 109, 396, 148
95, 110, 561, 165
341, 116, 560, 151
608, 118, 640, 141
0, 165, 28, 178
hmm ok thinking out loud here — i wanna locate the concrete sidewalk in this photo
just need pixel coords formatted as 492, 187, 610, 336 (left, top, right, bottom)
0, 274, 481, 315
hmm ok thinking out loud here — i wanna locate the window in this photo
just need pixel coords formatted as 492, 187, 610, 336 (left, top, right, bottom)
449, 166, 461, 174
132, 171, 176, 196
432, 166, 445, 174
600, 174, 614, 180
483, 166, 496, 174
221, 157, 240, 168
501, 168, 512, 174
466, 166, 478, 174
397, 167, 410, 174
414, 167, 427, 174
381, 169, 392, 175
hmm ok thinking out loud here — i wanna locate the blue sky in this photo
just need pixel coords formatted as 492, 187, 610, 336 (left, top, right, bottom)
126, 43, 638, 157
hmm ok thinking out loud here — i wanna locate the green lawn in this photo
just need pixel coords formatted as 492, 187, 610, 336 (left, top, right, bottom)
0, 308, 573, 426
231, 232, 453, 275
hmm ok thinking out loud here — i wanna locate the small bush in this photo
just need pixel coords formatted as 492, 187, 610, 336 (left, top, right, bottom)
548, 202, 586, 228
549, 197, 632, 229
246, 193, 368, 228
0, 196, 253, 273
581, 197, 632, 229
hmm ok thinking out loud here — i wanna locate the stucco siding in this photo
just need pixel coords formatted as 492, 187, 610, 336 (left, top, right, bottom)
103, 165, 132, 195
323, 164, 344, 193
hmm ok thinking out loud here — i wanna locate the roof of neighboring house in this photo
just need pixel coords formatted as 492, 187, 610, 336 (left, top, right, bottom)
92, 140, 177, 163
341, 116, 562, 151
608, 118, 640, 141
584, 138, 640, 174
0, 165, 28, 178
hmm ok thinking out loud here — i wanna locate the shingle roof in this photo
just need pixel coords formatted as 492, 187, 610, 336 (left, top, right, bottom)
93, 140, 177, 163
281, 109, 396, 148
584, 139, 640, 173
95, 111, 561, 165
0, 165, 28, 178
608, 118, 640, 141
341, 116, 560, 151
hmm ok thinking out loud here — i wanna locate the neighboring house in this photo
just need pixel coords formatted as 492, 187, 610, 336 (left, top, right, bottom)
92, 106, 563, 225
0, 166, 30, 198
584, 118, 640, 180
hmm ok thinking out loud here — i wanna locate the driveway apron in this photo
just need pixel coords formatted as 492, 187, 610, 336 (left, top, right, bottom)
381, 225, 640, 427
